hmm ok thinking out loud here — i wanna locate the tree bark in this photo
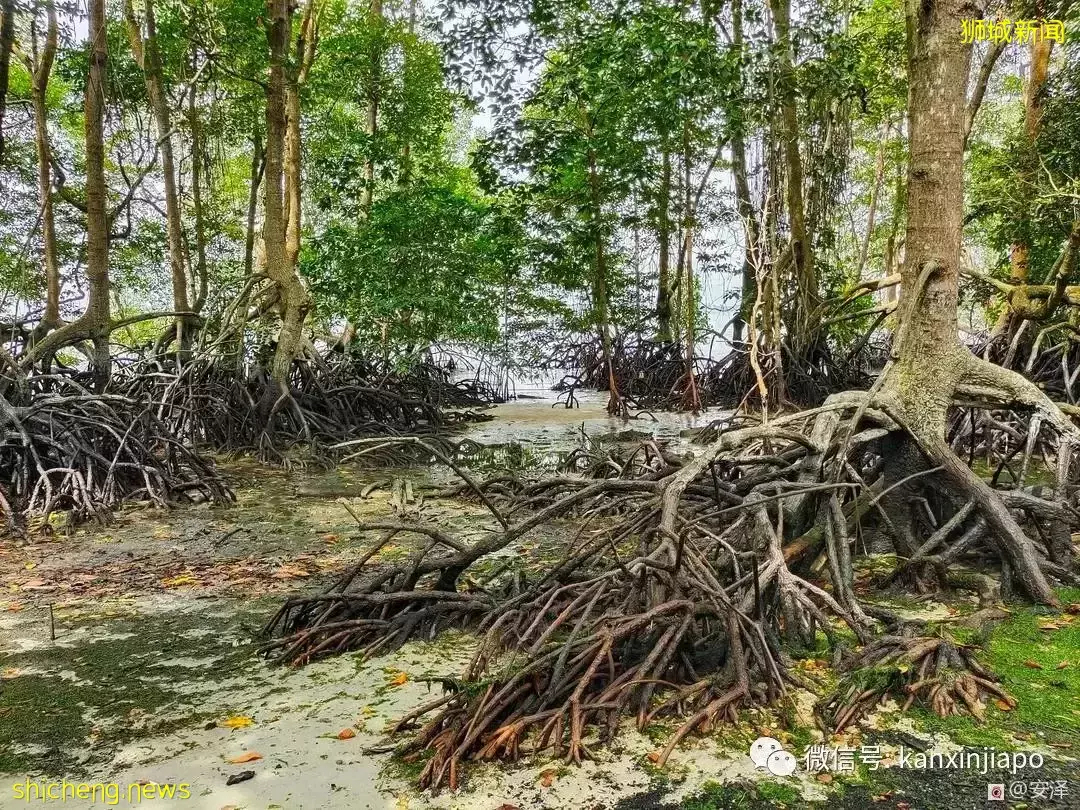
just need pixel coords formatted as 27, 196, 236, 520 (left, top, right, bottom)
729, 0, 760, 345
24, 0, 60, 339
655, 145, 673, 344
855, 121, 889, 280
998, 37, 1054, 328
188, 63, 208, 314
361, 0, 382, 217
227, 130, 264, 370
680, 119, 700, 412
124, 0, 193, 355
83, 0, 111, 389
768, 0, 816, 352
263, 0, 311, 395
884, 0, 1058, 605
0, 0, 14, 165
585, 128, 623, 417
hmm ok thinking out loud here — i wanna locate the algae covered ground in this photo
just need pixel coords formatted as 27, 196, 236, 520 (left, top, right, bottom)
1, 400, 1079, 809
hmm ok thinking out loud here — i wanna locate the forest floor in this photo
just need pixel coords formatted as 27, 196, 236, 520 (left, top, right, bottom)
1, 397, 1079, 809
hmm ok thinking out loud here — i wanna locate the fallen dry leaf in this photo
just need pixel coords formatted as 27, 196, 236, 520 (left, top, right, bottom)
161, 573, 199, 588
218, 716, 254, 729
1066, 603, 1080, 615
2, 667, 21, 679
226, 752, 262, 764
389, 672, 408, 687
994, 698, 1014, 711
271, 564, 311, 580
646, 752, 661, 764
1023, 659, 1043, 669
1057, 660, 1070, 670
816, 773, 834, 784
539, 768, 557, 787
337, 728, 356, 740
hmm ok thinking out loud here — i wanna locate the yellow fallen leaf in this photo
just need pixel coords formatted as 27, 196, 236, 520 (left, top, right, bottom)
226, 752, 262, 764
1057, 660, 1070, 670
389, 672, 408, 687
994, 698, 1014, 711
1024, 659, 1044, 670
218, 716, 254, 729
24, 562, 36, 570
337, 728, 356, 740
2, 667, 22, 679
646, 752, 661, 763
162, 573, 199, 588
539, 768, 557, 787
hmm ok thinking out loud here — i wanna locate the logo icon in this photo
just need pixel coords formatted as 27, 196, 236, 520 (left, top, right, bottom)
749, 737, 797, 776
987, 784, 1006, 801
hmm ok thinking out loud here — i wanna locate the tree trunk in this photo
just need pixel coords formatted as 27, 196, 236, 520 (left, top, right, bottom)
680, 120, 700, 412
855, 121, 889, 280
26, 0, 60, 339
361, 0, 382, 217
263, 0, 312, 398
999, 37, 1054, 330
84, 0, 111, 390
0, 0, 14, 165
188, 65, 208, 314
769, 0, 816, 353
729, 0, 760, 345
655, 145, 673, 343
124, 0, 192, 355
585, 135, 623, 417
883, 0, 1058, 605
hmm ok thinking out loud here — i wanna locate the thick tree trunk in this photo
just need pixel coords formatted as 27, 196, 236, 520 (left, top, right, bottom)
124, 0, 193, 354
884, 0, 1058, 605
263, 0, 312, 399
729, 0, 760, 345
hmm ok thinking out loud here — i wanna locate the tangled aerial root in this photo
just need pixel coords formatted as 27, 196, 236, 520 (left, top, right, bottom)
264, 383, 1078, 790
0, 382, 232, 531
819, 634, 1015, 731
110, 353, 493, 456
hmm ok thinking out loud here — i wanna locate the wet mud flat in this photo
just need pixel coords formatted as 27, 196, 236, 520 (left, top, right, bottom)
1, 398, 1078, 809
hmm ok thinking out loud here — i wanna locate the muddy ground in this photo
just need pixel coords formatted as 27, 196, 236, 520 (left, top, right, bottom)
2, 398, 1078, 809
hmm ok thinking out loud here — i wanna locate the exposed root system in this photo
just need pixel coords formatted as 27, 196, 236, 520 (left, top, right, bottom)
265, 384, 1078, 790
819, 633, 1015, 731
0, 380, 232, 531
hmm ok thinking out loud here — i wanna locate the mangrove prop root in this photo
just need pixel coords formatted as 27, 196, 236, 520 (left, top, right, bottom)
818, 634, 1015, 732
0, 386, 232, 529
264, 390, 1076, 790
